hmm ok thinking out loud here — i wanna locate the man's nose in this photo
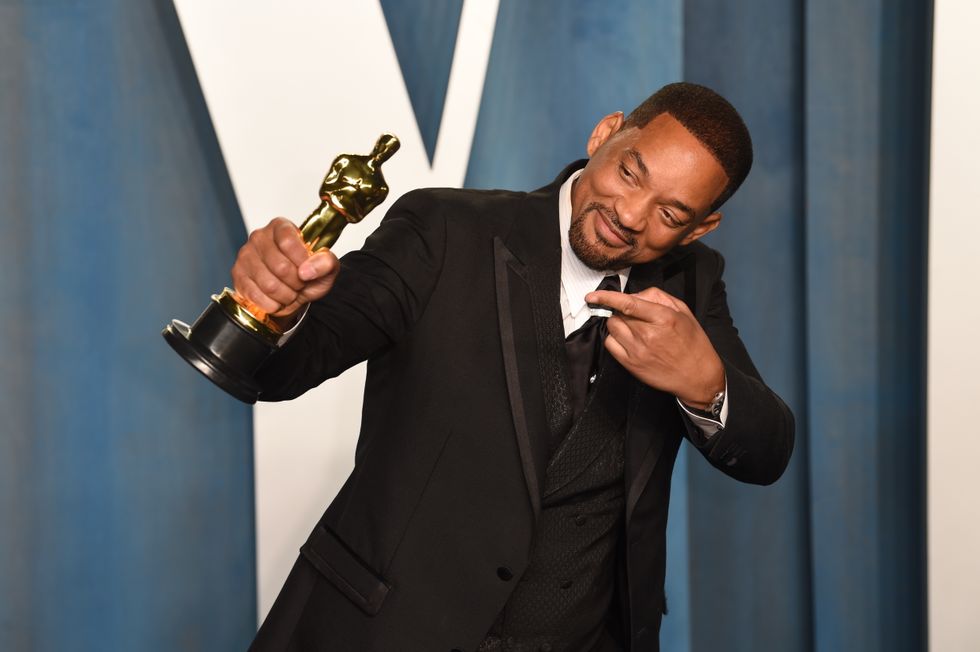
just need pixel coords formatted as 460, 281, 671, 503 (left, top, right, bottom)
613, 194, 646, 231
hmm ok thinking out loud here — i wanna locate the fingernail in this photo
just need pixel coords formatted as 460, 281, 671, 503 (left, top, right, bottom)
298, 263, 317, 281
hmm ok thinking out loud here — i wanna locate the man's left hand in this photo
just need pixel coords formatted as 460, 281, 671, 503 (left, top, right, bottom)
586, 286, 725, 410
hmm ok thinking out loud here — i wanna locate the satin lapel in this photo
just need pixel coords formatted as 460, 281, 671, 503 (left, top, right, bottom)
494, 238, 545, 519
491, 177, 568, 520
623, 247, 696, 526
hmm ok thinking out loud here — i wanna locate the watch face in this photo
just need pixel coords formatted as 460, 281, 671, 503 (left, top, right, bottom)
709, 392, 725, 419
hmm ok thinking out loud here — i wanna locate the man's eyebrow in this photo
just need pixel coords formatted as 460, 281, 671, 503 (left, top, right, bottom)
625, 148, 649, 178
664, 198, 696, 221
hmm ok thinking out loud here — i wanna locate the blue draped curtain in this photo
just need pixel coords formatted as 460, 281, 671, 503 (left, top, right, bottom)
0, 3, 255, 650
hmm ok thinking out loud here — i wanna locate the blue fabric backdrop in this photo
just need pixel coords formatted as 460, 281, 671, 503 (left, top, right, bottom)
681, 2, 812, 649
380, 0, 463, 164
0, 1, 929, 650
0, 3, 255, 650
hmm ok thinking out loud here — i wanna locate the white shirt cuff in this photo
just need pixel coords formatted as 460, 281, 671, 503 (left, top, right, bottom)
276, 305, 309, 346
676, 377, 729, 438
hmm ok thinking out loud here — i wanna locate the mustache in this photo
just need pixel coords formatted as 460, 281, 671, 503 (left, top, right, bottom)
583, 202, 636, 246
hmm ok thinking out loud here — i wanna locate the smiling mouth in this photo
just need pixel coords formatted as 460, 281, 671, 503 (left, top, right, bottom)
594, 208, 631, 247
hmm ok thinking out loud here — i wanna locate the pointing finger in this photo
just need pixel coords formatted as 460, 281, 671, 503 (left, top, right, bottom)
631, 286, 686, 312
586, 290, 677, 322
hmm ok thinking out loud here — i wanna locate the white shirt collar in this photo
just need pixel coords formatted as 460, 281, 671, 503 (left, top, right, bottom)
558, 169, 631, 321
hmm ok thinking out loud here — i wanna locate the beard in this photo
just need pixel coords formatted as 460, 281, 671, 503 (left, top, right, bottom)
568, 202, 637, 271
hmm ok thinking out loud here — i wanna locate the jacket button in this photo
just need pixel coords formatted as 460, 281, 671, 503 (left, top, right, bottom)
560, 579, 573, 589
574, 514, 587, 526
497, 566, 513, 581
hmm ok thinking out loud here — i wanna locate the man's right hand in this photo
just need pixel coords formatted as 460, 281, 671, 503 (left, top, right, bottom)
231, 217, 339, 326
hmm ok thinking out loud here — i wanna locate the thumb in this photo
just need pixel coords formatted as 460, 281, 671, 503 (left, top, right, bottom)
298, 250, 338, 281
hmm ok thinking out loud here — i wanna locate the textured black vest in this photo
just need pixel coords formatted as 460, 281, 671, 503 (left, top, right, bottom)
479, 271, 632, 651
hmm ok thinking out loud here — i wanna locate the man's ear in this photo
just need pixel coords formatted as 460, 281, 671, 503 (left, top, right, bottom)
586, 112, 625, 157
680, 211, 722, 245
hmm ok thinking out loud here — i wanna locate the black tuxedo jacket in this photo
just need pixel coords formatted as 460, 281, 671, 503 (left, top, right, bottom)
250, 162, 794, 652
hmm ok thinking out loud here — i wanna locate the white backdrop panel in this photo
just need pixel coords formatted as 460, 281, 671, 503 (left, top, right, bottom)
928, 1, 980, 650
173, 0, 498, 620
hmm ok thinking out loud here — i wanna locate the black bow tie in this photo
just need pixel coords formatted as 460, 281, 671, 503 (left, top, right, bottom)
564, 275, 621, 420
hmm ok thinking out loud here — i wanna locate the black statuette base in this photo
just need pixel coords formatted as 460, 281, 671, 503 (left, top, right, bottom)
162, 299, 278, 404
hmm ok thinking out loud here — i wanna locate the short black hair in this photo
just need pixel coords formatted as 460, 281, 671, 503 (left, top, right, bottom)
623, 82, 753, 214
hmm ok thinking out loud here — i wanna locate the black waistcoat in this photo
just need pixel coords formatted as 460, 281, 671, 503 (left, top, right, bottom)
478, 342, 632, 652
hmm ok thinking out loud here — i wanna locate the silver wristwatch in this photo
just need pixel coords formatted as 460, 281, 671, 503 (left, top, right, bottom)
706, 390, 725, 420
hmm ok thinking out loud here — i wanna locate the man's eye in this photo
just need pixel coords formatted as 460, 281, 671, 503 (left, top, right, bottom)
619, 164, 634, 180
663, 209, 682, 227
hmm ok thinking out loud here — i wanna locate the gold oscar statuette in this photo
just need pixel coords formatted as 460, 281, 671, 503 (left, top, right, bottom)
163, 134, 400, 403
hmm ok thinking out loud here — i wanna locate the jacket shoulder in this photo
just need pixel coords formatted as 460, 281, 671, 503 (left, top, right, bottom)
383, 187, 537, 245
391, 186, 529, 215
662, 239, 725, 282
683, 239, 722, 262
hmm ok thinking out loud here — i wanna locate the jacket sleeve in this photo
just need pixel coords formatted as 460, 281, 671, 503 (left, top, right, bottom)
254, 190, 447, 401
683, 249, 795, 485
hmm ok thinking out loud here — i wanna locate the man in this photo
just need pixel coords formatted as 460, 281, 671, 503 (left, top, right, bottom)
240, 82, 794, 651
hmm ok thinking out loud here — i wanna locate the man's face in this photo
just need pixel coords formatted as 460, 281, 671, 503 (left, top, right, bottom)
569, 112, 730, 270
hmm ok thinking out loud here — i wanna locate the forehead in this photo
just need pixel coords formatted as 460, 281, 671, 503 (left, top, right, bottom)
615, 113, 728, 206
